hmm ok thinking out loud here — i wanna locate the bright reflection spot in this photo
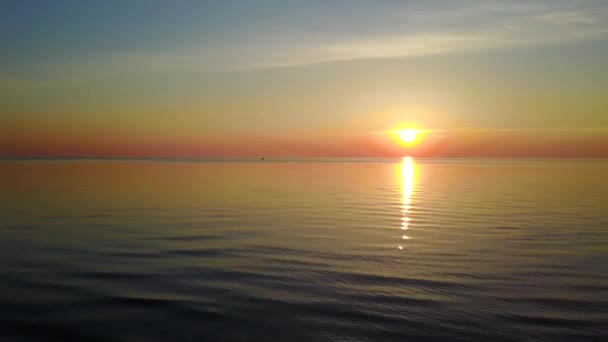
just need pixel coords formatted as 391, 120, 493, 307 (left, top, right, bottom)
398, 157, 417, 249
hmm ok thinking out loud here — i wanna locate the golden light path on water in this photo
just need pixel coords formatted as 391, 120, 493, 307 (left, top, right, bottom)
398, 157, 417, 250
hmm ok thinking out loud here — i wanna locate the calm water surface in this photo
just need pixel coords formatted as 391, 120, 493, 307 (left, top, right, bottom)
0, 158, 607, 341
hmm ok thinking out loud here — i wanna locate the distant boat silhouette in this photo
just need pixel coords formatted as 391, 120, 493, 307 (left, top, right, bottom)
260, 157, 265, 161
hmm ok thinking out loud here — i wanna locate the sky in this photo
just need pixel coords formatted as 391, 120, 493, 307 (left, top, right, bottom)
1, 0, 607, 157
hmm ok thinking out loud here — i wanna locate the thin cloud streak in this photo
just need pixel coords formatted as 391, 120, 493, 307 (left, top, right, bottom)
369, 127, 608, 135
541, 11, 597, 25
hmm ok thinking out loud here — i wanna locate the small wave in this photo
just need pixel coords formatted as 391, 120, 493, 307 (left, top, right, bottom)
165, 248, 234, 258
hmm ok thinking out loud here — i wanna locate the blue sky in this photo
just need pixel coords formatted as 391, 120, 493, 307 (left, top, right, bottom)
3, 0, 608, 71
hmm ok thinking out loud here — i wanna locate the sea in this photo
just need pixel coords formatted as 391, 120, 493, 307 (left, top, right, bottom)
0, 158, 606, 341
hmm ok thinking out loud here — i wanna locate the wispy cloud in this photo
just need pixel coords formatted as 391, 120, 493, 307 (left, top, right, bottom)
248, 1, 607, 69
541, 11, 596, 25
367, 126, 608, 137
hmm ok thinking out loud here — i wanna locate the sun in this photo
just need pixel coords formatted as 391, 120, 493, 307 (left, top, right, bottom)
397, 129, 419, 144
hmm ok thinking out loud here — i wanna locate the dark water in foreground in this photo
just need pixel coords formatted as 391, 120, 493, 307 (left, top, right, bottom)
0, 158, 607, 341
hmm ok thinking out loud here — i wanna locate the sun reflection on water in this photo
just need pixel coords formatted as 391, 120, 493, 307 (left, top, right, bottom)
398, 157, 417, 250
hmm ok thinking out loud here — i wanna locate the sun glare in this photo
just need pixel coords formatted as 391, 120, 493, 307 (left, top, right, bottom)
397, 129, 419, 144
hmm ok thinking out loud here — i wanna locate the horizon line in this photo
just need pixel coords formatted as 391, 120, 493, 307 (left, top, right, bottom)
2, 156, 607, 161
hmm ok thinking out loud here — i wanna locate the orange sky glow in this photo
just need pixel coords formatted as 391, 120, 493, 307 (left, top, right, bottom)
2, 1, 608, 158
